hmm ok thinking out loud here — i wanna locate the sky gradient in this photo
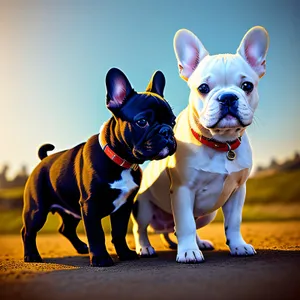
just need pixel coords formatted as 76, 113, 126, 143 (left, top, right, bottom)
1, 0, 299, 178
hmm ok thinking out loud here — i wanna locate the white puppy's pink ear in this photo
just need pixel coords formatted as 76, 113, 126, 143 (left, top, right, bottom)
174, 29, 209, 81
237, 26, 269, 78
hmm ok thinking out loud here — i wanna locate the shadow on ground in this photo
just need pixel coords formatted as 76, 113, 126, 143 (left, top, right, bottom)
43, 248, 300, 269
2, 249, 299, 300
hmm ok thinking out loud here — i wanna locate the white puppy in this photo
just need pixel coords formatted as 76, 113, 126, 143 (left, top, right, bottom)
132, 26, 269, 263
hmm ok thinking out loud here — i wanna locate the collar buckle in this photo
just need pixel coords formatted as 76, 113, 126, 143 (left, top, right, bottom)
131, 164, 139, 171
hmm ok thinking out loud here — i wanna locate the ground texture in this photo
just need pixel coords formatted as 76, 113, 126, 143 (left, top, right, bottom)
0, 222, 300, 300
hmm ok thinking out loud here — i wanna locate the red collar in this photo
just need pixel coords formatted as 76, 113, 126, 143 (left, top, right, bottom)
191, 128, 241, 152
98, 130, 138, 170
102, 144, 139, 170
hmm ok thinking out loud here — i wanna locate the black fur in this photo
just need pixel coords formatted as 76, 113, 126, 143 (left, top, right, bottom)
21, 68, 177, 267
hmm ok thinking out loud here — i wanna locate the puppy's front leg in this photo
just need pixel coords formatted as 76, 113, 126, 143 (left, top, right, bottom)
171, 186, 204, 263
81, 201, 114, 267
110, 194, 139, 261
222, 184, 256, 256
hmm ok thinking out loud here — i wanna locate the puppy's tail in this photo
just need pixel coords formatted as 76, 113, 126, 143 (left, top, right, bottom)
38, 144, 55, 160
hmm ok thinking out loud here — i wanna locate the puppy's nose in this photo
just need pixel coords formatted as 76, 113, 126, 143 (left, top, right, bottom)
217, 93, 238, 106
159, 127, 172, 139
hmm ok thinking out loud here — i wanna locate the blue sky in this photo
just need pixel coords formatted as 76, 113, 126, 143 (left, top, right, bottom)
1, 0, 299, 178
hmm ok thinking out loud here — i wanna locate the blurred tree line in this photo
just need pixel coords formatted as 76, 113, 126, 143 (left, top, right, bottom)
0, 164, 28, 210
0, 164, 28, 189
0, 152, 299, 210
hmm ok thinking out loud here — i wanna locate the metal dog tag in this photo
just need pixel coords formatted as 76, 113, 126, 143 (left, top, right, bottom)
226, 142, 236, 161
227, 150, 236, 161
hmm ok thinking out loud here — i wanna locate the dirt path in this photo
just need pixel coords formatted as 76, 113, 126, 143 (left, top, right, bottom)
1, 222, 300, 300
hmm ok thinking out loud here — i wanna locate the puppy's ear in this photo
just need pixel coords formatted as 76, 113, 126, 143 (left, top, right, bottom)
237, 26, 269, 78
106, 68, 133, 111
174, 29, 209, 81
145, 71, 165, 97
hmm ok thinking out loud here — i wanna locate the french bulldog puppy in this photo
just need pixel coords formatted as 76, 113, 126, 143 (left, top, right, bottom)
21, 68, 177, 267
132, 26, 269, 263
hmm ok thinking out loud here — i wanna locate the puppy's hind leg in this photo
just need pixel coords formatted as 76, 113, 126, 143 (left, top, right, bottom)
161, 211, 217, 251
132, 196, 157, 257
160, 233, 177, 250
21, 194, 49, 262
52, 206, 88, 254
195, 212, 217, 251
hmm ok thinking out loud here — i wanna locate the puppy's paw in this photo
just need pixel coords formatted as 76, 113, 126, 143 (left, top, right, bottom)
24, 254, 43, 263
118, 250, 139, 261
197, 239, 214, 251
90, 255, 114, 267
139, 246, 157, 258
176, 249, 204, 264
230, 243, 256, 256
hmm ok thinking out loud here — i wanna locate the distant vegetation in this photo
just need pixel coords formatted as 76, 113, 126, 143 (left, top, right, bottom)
254, 151, 300, 176
0, 164, 28, 210
247, 169, 300, 204
0, 152, 299, 234
0, 164, 28, 189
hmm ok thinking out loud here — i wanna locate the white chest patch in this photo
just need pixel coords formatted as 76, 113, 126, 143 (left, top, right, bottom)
110, 169, 138, 213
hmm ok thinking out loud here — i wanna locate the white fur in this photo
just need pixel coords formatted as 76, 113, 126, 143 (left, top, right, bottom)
132, 26, 268, 263
98, 128, 138, 212
50, 204, 81, 219
110, 169, 138, 213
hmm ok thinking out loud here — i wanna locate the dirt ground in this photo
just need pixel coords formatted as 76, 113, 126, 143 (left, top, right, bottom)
0, 221, 300, 300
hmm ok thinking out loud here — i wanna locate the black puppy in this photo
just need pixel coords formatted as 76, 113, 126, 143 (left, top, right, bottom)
21, 68, 177, 267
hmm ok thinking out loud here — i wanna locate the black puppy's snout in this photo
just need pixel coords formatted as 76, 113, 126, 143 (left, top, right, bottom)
159, 126, 173, 140
217, 93, 238, 106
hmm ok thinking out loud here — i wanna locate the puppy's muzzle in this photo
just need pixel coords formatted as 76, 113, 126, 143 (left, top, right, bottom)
152, 125, 177, 158
210, 92, 244, 128
159, 125, 175, 144
133, 124, 176, 161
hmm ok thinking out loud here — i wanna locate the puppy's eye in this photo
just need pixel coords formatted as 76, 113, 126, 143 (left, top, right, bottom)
198, 83, 210, 94
241, 81, 254, 93
171, 120, 176, 127
136, 118, 148, 128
